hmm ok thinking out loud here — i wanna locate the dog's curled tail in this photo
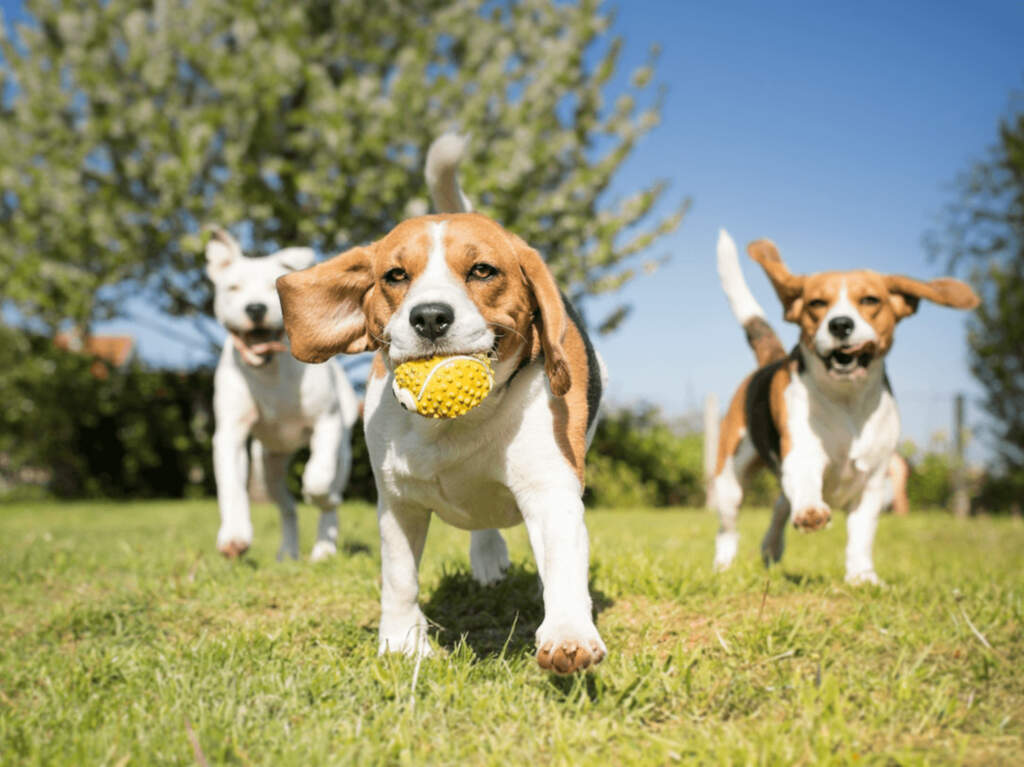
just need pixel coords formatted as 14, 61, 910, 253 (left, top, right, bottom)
425, 133, 473, 214
717, 229, 786, 367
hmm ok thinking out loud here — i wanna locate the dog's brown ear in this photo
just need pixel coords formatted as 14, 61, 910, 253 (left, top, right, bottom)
515, 237, 570, 397
276, 245, 377, 362
885, 275, 980, 320
748, 239, 806, 322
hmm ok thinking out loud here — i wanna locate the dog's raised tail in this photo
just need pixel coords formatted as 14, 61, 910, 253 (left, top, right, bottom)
425, 133, 473, 214
717, 229, 786, 367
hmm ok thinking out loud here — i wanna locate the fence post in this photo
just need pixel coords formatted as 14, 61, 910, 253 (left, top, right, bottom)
951, 393, 970, 518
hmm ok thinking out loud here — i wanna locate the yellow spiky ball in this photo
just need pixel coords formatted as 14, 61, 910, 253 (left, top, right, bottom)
392, 353, 494, 418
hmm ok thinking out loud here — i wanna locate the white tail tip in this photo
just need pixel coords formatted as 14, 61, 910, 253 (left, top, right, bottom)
717, 228, 765, 325
425, 133, 473, 214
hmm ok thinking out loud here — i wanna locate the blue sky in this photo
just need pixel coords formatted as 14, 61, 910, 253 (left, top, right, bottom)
7, 0, 1022, 460
581, 0, 1023, 460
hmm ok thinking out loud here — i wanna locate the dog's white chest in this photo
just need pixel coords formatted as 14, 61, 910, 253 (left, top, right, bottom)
788, 373, 900, 508
364, 370, 553, 531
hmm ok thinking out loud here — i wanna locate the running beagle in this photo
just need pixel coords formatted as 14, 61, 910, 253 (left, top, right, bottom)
710, 230, 978, 583
275, 135, 607, 673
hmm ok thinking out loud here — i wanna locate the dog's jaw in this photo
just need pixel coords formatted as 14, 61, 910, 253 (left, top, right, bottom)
230, 327, 287, 367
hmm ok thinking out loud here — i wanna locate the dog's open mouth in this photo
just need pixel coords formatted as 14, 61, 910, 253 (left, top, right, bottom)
240, 327, 284, 348
821, 342, 875, 379
231, 327, 286, 366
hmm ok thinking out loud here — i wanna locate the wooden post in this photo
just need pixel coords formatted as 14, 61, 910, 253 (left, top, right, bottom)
703, 392, 719, 505
951, 393, 970, 518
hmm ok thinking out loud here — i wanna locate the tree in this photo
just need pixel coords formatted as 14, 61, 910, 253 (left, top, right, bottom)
932, 101, 1024, 480
0, 0, 686, 349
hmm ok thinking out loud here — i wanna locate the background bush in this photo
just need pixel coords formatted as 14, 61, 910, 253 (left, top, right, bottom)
0, 325, 214, 499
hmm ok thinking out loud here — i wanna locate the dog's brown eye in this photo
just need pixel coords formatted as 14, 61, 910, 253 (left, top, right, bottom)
859, 295, 880, 307
468, 263, 498, 281
808, 299, 828, 310
383, 268, 408, 285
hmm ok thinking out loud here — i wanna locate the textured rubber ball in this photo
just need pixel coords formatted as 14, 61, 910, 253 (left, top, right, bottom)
392, 354, 494, 418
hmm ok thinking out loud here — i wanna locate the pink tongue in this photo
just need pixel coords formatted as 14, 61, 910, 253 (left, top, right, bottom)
231, 333, 287, 365
248, 340, 287, 354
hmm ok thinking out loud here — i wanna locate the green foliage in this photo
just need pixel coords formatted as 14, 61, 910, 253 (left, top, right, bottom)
585, 405, 704, 508
0, 323, 214, 498
932, 105, 1024, 486
899, 438, 955, 510
0, 0, 685, 338
1, 501, 1022, 764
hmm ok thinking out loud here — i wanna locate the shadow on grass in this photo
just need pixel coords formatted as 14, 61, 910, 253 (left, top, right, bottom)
422, 563, 612, 661
341, 540, 372, 556
781, 571, 830, 587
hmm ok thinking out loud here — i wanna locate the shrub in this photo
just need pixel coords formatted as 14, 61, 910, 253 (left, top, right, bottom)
0, 325, 214, 499
585, 405, 704, 508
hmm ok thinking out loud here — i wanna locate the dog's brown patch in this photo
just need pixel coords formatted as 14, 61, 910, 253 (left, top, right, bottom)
549, 317, 593, 485
768, 356, 798, 459
716, 378, 751, 476
743, 316, 787, 368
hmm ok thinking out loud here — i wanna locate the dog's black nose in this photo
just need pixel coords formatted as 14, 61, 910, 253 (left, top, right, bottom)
828, 316, 855, 339
410, 302, 454, 341
245, 303, 268, 324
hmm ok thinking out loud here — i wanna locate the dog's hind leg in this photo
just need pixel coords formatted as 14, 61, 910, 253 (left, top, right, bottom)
470, 529, 510, 586
304, 413, 350, 562
761, 494, 790, 566
711, 434, 757, 571
260, 447, 298, 561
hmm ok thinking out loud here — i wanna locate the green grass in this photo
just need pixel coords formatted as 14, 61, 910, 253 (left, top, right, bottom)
1, 501, 1022, 766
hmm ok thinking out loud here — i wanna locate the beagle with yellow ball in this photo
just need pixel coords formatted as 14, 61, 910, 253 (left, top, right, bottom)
276, 135, 606, 673
711, 230, 978, 584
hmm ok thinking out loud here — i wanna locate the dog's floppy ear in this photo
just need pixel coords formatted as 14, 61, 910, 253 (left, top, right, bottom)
514, 236, 570, 397
885, 274, 980, 320
274, 247, 316, 273
276, 245, 378, 363
205, 227, 243, 281
748, 239, 806, 322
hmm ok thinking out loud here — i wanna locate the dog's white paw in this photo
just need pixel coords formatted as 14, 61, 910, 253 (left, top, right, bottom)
470, 529, 510, 586
378, 611, 433, 658
535, 618, 606, 674
846, 570, 884, 587
713, 531, 738, 572
217, 524, 253, 558
792, 504, 832, 531
310, 540, 337, 562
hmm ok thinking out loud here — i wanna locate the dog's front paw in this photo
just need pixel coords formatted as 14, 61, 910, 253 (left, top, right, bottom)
845, 570, 884, 587
792, 505, 831, 531
217, 525, 253, 558
310, 540, 337, 562
535, 620, 606, 674
378, 611, 433, 659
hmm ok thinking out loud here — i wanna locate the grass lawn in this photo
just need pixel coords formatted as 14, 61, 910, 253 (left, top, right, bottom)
1, 500, 1022, 765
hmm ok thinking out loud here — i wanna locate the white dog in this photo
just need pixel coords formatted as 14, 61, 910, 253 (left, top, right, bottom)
275, 136, 608, 673
206, 229, 359, 561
